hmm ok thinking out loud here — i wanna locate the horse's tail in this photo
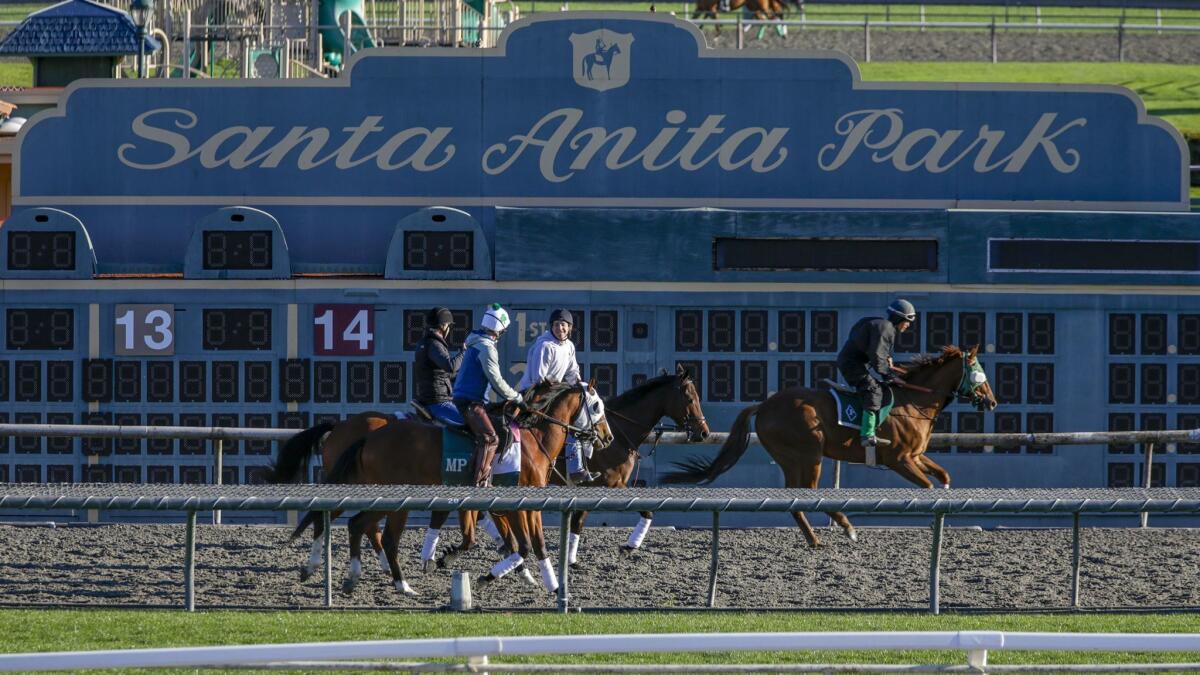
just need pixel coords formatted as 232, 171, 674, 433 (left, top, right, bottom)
661, 404, 759, 484
324, 437, 365, 485
290, 510, 319, 541
266, 422, 336, 483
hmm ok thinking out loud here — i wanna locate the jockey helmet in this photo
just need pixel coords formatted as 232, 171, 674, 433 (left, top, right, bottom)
887, 298, 917, 323
481, 303, 511, 333
549, 308, 573, 326
426, 307, 453, 327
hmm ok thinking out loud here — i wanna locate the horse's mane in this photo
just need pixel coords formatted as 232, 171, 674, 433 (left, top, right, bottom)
607, 373, 677, 410
902, 345, 964, 379
525, 380, 581, 414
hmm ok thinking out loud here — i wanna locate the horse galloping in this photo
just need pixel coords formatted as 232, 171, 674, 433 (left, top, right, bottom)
691, 0, 792, 38
664, 345, 997, 547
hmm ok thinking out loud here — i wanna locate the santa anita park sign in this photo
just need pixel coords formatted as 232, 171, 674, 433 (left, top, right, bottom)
15, 13, 1190, 212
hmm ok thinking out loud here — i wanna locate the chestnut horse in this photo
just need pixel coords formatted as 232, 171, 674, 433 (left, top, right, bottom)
691, 0, 796, 37
664, 346, 997, 547
326, 382, 613, 595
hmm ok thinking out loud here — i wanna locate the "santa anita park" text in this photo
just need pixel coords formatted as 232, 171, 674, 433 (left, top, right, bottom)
116, 107, 1088, 179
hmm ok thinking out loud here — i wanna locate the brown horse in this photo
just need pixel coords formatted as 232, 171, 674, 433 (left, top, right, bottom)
326, 381, 613, 595
663, 345, 997, 548
691, 0, 796, 37
267, 411, 395, 581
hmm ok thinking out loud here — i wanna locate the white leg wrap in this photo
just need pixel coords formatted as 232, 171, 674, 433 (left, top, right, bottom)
567, 532, 581, 565
396, 579, 416, 595
421, 528, 440, 562
348, 557, 362, 580
538, 557, 559, 593
521, 566, 538, 586
627, 517, 652, 549
306, 533, 325, 570
490, 552, 524, 579
865, 445, 877, 467
482, 516, 501, 542
377, 549, 391, 575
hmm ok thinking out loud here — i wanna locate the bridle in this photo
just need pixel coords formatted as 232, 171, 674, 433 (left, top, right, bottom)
892, 356, 992, 420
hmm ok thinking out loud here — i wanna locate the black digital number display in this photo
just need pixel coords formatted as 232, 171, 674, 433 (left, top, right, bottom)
15, 360, 39, 402
589, 363, 616, 399
115, 412, 141, 455
1028, 313, 1055, 354
706, 360, 734, 402
83, 359, 112, 402
741, 311, 767, 352
1141, 314, 1168, 355
996, 313, 1023, 354
114, 361, 140, 403
925, 312, 953, 351
994, 363, 1022, 404
1109, 314, 1135, 355
956, 412, 983, 453
959, 312, 985, 349
46, 360, 72, 402
7, 231, 75, 270
245, 413, 272, 455
1027, 412, 1054, 453
203, 309, 272, 350
403, 231, 473, 271
1180, 315, 1200, 355
778, 311, 805, 352
740, 360, 767, 402
994, 412, 1021, 454
1178, 364, 1200, 405
778, 360, 805, 390
180, 361, 207, 402
708, 310, 735, 352
1108, 363, 1135, 404
380, 361, 406, 403
212, 361, 239, 402
590, 311, 618, 352
810, 361, 837, 387
1027, 363, 1054, 404
403, 310, 424, 350
1107, 463, 1134, 487
7, 308, 73, 350
810, 311, 838, 352
675, 310, 702, 352
245, 361, 271, 402
1140, 363, 1166, 404
146, 413, 174, 455
568, 310, 586, 351
280, 359, 310, 402
714, 237, 938, 272
203, 230, 273, 270
147, 362, 174, 402
314, 361, 341, 403
1179, 413, 1200, 454
449, 310, 472, 347
347, 361, 373, 403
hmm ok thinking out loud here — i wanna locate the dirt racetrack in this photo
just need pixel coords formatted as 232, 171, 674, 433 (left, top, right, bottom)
1, 521, 1198, 610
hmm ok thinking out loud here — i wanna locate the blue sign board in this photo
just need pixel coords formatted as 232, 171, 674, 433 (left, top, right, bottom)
16, 12, 1187, 214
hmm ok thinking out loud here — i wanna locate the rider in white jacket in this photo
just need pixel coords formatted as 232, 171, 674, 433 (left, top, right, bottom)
518, 309, 598, 483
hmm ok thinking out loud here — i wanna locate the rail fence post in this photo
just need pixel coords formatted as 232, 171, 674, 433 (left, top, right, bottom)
557, 511, 571, 614
863, 17, 870, 62
323, 511, 333, 608
1117, 18, 1125, 62
928, 512, 944, 615
829, 459, 842, 530
213, 438, 223, 526
1071, 512, 1081, 608
990, 18, 997, 63
1141, 442, 1155, 528
184, 510, 197, 612
737, 13, 744, 50
707, 511, 720, 608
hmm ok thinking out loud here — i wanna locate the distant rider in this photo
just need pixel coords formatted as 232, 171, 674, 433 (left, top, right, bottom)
413, 307, 464, 427
836, 299, 916, 464
452, 304, 524, 487
517, 309, 598, 484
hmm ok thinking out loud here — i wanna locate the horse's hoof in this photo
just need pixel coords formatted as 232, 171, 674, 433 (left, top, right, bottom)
422, 559, 432, 574
477, 573, 496, 586
299, 566, 313, 583
570, 561, 583, 571
618, 545, 635, 557
342, 578, 358, 595
521, 567, 540, 587
845, 529, 858, 543
396, 580, 418, 597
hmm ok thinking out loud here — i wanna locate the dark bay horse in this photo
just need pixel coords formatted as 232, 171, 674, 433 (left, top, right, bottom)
664, 345, 997, 548
326, 382, 613, 595
556, 365, 709, 568
691, 0, 795, 37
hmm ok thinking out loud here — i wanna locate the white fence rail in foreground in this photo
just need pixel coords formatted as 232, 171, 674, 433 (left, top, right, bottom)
1, 631, 1198, 673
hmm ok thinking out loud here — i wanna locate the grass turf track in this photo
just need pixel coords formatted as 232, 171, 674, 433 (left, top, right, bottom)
1, 610, 1198, 673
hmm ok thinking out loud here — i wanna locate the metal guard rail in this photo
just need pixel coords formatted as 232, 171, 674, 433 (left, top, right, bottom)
2, 484, 1200, 514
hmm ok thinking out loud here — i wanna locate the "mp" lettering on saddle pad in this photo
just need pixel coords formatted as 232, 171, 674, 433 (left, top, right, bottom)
440, 422, 522, 487
829, 388, 895, 430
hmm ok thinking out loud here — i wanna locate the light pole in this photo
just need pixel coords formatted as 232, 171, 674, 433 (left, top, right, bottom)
130, 0, 151, 78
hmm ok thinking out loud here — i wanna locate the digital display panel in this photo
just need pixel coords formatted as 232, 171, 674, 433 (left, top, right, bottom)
1028, 363, 1054, 404
1109, 363, 1135, 404
925, 312, 953, 351
314, 361, 340, 403
590, 311, 618, 352
203, 230, 272, 270
1028, 313, 1055, 354
280, 359, 310, 402
403, 231, 473, 270
1181, 315, 1200, 355
347, 361, 373, 403
245, 361, 271, 402
379, 361, 406, 403
7, 231, 75, 270
1141, 314, 1167, 355
810, 311, 838, 352
740, 360, 767, 401
714, 238, 938, 272
1109, 314, 1135, 355
707, 360, 734, 402
741, 311, 767, 352
203, 309, 272, 350
959, 313, 985, 349
1179, 364, 1200, 404
990, 239, 1200, 273
778, 360, 804, 390
708, 310, 735, 352
147, 362, 174, 402
46, 360, 72, 402
778, 311, 805, 352
994, 363, 1022, 404
996, 313, 1023, 354
114, 361, 140, 402
674, 311, 702, 352
1139, 363, 1166, 404
6, 309, 73, 350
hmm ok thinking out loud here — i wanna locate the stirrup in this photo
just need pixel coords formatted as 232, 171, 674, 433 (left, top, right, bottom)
570, 470, 600, 484
860, 436, 891, 447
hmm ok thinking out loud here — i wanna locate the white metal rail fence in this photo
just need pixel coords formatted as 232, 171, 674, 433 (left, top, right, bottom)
3, 630, 1200, 673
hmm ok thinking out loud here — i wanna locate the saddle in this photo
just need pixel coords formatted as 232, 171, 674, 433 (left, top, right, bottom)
818, 379, 895, 431
410, 401, 514, 448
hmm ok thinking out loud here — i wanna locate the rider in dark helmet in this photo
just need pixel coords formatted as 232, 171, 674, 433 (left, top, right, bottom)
836, 299, 916, 462
413, 307, 464, 426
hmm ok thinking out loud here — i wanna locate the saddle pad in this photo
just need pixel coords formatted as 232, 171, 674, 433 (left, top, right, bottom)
829, 387, 895, 430
440, 428, 477, 486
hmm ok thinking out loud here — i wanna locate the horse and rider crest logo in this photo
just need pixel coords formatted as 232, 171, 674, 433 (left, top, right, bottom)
569, 30, 634, 91
844, 404, 857, 422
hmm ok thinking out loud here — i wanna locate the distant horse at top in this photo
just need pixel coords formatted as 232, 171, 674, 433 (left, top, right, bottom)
691, 0, 795, 38
582, 42, 622, 81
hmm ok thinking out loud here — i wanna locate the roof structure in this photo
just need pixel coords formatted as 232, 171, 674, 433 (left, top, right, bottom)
0, 0, 161, 56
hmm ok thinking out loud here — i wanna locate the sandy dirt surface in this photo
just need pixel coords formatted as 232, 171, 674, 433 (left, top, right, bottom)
1, 521, 1197, 610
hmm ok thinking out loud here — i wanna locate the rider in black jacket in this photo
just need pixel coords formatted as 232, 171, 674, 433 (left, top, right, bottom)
837, 299, 916, 456
413, 307, 464, 426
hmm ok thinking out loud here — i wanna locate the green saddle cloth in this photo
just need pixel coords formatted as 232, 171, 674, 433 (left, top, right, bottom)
829, 387, 895, 430
439, 427, 521, 487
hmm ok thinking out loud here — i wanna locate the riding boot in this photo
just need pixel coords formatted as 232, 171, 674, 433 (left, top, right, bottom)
566, 435, 600, 484
860, 410, 879, 466
473, 442, 497, 487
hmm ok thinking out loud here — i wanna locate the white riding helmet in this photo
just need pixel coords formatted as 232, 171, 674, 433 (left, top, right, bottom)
480, 303, 511, 333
